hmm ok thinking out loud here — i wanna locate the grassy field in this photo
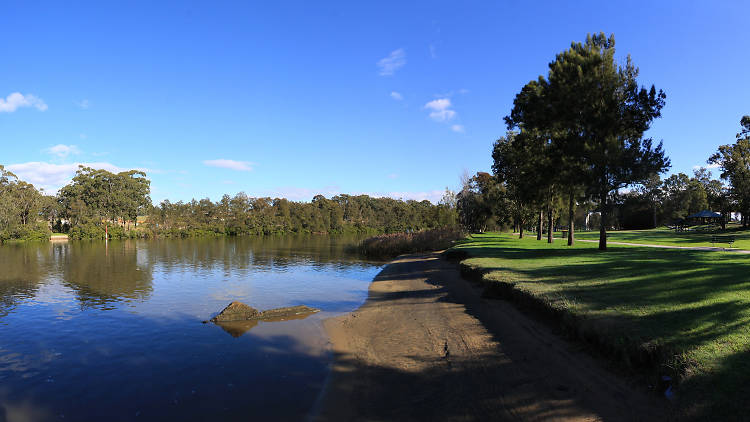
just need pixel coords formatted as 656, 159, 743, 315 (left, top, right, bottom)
572, 225, 750, 249
451, 232, 750, 419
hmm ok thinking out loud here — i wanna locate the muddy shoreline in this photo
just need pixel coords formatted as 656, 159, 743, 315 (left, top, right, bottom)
312, 252, 667, 421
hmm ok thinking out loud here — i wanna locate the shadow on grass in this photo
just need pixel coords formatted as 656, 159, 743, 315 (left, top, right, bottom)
574, 226, 750, 248
454, 233, 750, 418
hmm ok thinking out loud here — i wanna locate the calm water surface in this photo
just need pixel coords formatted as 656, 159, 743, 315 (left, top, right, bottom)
0, 236, 382, 422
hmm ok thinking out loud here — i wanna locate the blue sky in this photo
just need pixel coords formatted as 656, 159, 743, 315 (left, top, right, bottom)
2, 1, 749, 203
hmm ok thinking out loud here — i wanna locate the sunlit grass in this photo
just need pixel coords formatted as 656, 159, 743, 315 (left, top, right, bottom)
572, 224, 750, 249
452, 232, 750, 418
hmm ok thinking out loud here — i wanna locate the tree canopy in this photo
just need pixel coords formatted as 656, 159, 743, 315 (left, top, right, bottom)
500, 33, 670, 250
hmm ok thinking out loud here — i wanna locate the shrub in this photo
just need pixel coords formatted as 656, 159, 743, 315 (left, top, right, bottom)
358, 227, 466, 258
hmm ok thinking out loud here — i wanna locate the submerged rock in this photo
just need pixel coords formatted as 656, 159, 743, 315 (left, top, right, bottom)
207, 301, 320, 324
257, 305, 320, 320
209, 301, 261, 322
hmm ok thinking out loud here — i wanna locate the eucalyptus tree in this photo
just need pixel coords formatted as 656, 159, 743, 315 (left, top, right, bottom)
59, 166, 151, 228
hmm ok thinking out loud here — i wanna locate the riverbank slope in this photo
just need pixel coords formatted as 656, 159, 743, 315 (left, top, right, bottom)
314, 252, 666, 421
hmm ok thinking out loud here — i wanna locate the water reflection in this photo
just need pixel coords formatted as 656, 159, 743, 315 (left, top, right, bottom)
0, 243, 59, 318
213, 311, 320, 338
0, 235, 381, 421
62, 241, 154, 310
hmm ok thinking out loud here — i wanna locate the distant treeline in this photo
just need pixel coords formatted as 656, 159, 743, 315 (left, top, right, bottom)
0, 165, 458, 242
455, 166, 734, 233
150, 194, 457, 237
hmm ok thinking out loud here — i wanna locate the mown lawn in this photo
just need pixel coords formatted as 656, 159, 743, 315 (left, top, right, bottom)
452, 232, 750, 419
573, 225, 750, 250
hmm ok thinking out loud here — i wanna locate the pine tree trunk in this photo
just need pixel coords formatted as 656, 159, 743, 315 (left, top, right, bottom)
537, 210, 543, 240
547, 206, 554, 243
568, 192, 575, 246
599, 193, 608, 251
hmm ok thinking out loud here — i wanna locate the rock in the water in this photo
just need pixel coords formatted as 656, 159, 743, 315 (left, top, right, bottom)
258, 305, 320, 320
210, 301, 261, 322
208, 302, 320, 323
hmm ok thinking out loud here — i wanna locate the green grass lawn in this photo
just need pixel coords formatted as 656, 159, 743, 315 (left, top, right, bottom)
571, 225, 750, 249
452, 232, 750, 419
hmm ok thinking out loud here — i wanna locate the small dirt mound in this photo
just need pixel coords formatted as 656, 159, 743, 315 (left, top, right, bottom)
208, 302, 320, 323
210, 301, 261, 322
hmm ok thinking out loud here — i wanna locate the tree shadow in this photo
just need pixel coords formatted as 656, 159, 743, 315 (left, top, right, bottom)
456, 235, 750, 417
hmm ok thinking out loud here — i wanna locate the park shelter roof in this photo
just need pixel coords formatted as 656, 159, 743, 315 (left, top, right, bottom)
686, 210, 722, 218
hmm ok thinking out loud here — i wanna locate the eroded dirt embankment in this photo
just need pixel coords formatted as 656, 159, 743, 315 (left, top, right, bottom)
313, 252, 667, 421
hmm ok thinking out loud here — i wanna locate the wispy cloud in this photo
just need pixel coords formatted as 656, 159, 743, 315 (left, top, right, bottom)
5, 161, 146, 193
0, 92, 47, 113
45, 144, 81, 158
203, 159, 253, 172
377, 48, 406, 76
451, 124, 465, 133
693, 163, 721, 170
424, 98, 456, 122
390, 91, 403, 101
429, 44, 437, 59
75, 99, 90, 109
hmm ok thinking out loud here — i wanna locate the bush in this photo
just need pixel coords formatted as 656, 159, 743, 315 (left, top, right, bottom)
357, 227, 466, 258
0, 221, 51, 243
68, 222, 106, 240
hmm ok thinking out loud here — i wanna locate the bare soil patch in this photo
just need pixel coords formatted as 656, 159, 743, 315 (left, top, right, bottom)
313, 252, 667, 421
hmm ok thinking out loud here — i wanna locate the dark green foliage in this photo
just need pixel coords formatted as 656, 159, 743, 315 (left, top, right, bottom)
709, 116, 750, 226
0, 165, 50, 242
59, 166, 151, 228
456, 172, 508, 233
0, 221, 51, 243
1, 164, 458, 242
504, 33, 670, 250
148, 194, 457, 237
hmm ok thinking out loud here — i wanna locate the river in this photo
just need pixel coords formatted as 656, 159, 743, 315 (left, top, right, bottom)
0, 236, 382, 421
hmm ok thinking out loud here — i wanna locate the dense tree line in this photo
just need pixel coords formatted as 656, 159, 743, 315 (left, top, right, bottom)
148, 193, 457, 237
459, 116, 749, 237
0, 164, 459, 242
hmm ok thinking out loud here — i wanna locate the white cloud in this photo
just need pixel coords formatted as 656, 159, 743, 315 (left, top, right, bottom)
75, 99, 90, 109
45, 144, 81, 158
424, 98, 456, 122
377, 49, 406, 76
0, 92, 47, 112
387, 173, 398, 179
451, 124, 465, 133
5, 162, 144, 194
203, 159, 253, 172
429, 44, 437, 59
390, 91, 403, 101
693, 163, 721, 170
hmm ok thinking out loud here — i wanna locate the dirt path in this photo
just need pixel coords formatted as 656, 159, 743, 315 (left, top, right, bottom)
312, 252, 667, 422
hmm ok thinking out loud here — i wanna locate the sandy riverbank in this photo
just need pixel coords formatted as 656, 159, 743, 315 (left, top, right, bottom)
313, 252, 667, 421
